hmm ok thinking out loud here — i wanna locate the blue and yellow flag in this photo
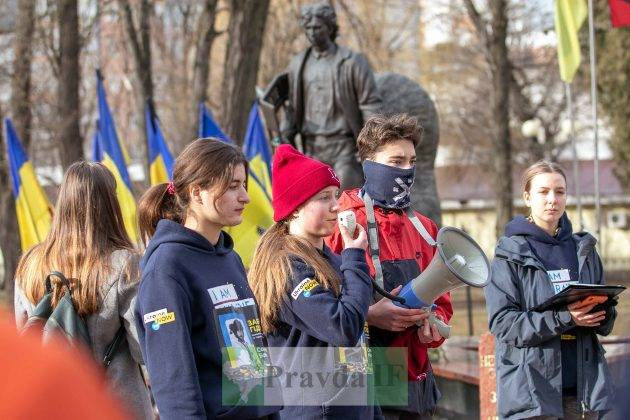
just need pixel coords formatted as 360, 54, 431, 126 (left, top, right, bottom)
4, 118, 52, 251
145, 104, 174, 185
225, 103, 274, 268
93, 72, 139, 243
198, 102, 232, 143
243, 103, 272, 198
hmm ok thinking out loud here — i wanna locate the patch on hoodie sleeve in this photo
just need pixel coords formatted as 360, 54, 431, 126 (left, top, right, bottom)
143, 308, 176, 331
291, 278, 319, 300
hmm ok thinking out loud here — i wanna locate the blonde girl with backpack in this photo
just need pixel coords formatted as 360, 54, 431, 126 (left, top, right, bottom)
14, 161, 153, 419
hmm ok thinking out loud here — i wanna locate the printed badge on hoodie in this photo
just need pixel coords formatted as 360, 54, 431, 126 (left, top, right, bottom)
208, 283, 272, 384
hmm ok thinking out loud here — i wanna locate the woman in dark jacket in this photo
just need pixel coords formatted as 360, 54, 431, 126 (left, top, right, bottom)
248, 145, 379, 419
485, 161, 616, 419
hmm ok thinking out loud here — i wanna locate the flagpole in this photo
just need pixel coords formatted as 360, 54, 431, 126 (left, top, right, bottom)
587, 0, 601, 241
565, 83, 583, 231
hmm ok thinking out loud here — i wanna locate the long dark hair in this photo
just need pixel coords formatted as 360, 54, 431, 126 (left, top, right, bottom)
138, 138, 248, 244
16, 162, 134, 316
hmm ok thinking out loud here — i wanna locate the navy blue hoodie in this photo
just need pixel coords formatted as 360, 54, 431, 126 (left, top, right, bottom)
266, 245, 382, 419
504, 213, 579, 393
135, 220, 280, 419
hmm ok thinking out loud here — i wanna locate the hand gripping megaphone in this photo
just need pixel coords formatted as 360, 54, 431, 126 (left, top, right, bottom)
392, 227, 491, 338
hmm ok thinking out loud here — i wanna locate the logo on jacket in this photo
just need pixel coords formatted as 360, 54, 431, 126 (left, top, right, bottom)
144, 307, 176, 331
291, 278, 319, 299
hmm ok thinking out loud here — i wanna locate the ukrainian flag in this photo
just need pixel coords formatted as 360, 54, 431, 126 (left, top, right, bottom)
146, 104, 174, 185
4, 118, 52, 251
93, 72, 139, 243
555, 0, 587, 82
225, 103, 273, 268
198, 102, 232, 143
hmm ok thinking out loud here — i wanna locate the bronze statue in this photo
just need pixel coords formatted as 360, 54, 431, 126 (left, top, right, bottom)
260, 4, 440, 223
274, 2, 382, 190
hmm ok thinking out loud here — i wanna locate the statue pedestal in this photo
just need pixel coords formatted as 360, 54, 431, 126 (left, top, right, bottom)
478, 332, 498, 420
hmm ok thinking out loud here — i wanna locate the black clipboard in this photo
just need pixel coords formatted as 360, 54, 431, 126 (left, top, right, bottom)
532, 284, 626, 312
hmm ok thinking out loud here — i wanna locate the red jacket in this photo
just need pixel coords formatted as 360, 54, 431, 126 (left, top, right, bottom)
326, 189, 453, 382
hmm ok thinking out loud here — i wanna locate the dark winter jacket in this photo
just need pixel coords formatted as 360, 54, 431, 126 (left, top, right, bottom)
504, 214, 580, 392
266, 245, 381, 419
486, 216, 616, 419
135, 220, 280, 420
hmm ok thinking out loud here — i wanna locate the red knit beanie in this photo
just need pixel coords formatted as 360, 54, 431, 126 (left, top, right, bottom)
272, 145, 341, 222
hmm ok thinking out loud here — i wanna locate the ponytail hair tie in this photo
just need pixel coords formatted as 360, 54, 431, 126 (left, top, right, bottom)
166, 181, 176, 195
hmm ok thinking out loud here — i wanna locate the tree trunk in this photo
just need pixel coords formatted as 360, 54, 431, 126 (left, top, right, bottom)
0, 110, 21, 307
57, 0, 82, 169
120, 0, 153, 177
190, 0, 219, 141
2, 0, 36, 306
221, 0, 270, 145
489, 0, 513, 236
10, 0, 36, 150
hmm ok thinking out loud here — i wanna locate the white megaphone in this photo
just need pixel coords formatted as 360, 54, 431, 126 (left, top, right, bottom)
393, 227, 491, 338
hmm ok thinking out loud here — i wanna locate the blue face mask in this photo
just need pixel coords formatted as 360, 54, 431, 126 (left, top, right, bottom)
361, 160, 415, 209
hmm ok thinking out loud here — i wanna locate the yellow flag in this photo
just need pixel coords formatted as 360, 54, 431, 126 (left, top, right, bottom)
5, 118, 52, 251
555, 0, 588, 82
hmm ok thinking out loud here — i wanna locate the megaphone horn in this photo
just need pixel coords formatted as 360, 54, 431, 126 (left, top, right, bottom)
393, 227, 492, 338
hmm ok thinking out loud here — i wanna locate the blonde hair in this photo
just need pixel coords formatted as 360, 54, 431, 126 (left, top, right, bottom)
248, 221, 340, 333
522, 160, 567, 194
15, 162, 135, 317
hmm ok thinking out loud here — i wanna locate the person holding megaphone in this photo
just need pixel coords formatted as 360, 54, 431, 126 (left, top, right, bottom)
327, 114, 454, 419
485, 161, 617, 419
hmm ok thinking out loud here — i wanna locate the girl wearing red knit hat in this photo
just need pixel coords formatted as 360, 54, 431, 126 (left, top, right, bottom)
248, 145, 381, 419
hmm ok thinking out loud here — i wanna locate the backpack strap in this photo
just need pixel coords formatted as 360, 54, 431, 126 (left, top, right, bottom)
404, 207, 437, 247
46, 271, 72, 294
358, 191, 404, 303
47, 271, 124, 369
358, 191, 438, 304
103, 323, 126, 368
359, 191, 385, 290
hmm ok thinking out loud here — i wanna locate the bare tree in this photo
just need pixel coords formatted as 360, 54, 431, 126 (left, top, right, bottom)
335, 0, 422, 75
220, 0, 270, 144
0, 103, 21, 307
10, 0, 36, 149
257, 0, 304, 87
57, 0, 82, 169
463, 0, 513, 235
189, 0, 219, 141
2, 0, 36, 305
119, 0, 153, 171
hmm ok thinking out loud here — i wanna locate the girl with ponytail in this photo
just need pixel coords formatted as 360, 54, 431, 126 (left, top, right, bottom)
135, 138, 280, 420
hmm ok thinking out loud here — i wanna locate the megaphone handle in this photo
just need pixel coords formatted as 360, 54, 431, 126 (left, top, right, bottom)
426, 311, 451, 339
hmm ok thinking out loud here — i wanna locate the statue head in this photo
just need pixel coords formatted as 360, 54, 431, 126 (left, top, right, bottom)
300, 2, 339, 46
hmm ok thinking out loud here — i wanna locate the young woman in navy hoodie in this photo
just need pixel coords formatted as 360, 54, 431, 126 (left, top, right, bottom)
485, 161, 616, 419
135, 138, 280, 420
248, 145, 381, 419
